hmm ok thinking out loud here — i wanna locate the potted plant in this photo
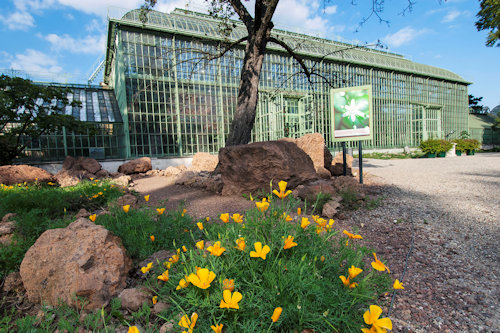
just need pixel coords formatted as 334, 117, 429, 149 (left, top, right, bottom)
419, 139, 440, 158
462, 139, 481, 155
436, 139, 453, 157
453, 139, 466, 156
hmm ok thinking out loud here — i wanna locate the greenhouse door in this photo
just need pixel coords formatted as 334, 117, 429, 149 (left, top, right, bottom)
283, 95, 314, 138
411, 104, 443, 144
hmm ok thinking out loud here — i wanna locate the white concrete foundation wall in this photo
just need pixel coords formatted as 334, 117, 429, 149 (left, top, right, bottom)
35, 157, 193, 174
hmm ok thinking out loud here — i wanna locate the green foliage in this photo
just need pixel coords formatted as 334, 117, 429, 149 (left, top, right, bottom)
309, 192, 332, 215
461, 138, 481, 151
95, 205, 200, 261
142, 198, 391, 332
0, 75, 93, 165
419, 139, 452, 154
475, 0, 500, 47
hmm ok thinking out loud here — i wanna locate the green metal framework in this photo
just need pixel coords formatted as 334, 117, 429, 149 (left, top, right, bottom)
104, 8, 470, 157
20, 85, 126, 162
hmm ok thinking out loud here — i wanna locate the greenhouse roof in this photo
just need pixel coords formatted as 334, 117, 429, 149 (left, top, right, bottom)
107, 8, 469, 84
41, 85, 122, 123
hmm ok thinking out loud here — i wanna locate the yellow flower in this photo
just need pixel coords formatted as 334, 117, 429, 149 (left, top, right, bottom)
371, 253, 390, 273
271, 307, 283, 322
343, 230, 363, 240
362, 305, 392, 333
182, 245, 187, 252
196, 240, 204, 250
231, 213, 243, 223
211, 323, 223, 333
89, 214, 96, 222
207, 241, 226, 256
144, 195, 150, 202
219, 289, 243, 309
250, 242, 271, 260
150, 235, 155, 242
339, 275, 358, 289
187, 268, 216, 289
167, 254, 180, 267
284, 214, 293, 222
122, 205, 130, 213
272, 180, 292, 199
297, 207, 301, 215
393, 279, 404, 290
140, 262, 153, 274
223, 278, 235, 292
283, 236, 298, 250
348, 265, 363, 279
220, 213, 229, 223
234, 237, 246, 251
176, 277, 190, 290
320, 255, 325, 262
152, 296, 158, 304
182, 208, 187, 217
301, 217, 311, 229
156, 208, 165, 215
128, 326, 140, 333
197, 222, 204, 230
255, 198, 270, 212
157, 270, 169, 282
179, 312, 198, 333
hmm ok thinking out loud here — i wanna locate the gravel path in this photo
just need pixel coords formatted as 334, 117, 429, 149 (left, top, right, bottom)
346, 153, 500, 332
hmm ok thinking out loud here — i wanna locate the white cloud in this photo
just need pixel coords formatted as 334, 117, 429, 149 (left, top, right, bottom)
0, 11, 35, 30
10, 49, 63, 74
43, 33, 106, 54
442, 9, 461, 23
324, 5, 337, 15
383, 26, 429, 48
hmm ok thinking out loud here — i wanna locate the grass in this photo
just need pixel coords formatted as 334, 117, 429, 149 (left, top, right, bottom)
0, 181, 394, 332
353, 152, 425, 159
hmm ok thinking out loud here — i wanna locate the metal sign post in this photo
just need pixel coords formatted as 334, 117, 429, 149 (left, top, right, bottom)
359, 140, 363, 184
342, 142, 347, 176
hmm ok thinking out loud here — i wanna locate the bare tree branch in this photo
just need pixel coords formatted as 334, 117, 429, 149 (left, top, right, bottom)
229, 0, 254, 32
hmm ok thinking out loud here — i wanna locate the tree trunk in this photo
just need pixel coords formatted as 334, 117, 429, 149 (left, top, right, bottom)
225, 35, 266, 146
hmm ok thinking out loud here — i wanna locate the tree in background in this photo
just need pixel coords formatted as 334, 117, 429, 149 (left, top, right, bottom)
468, 94, 490, 114
141, 0, 415, 147
0, 75, 90, 165
475, 0, 500, 47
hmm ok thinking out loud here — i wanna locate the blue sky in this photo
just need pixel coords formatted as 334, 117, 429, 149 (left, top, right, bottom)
0, 0, 498, 109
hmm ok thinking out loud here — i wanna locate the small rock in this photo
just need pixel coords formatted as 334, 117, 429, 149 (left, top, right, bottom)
118, 288, 150, 312
118, 157, 152, 175
116, 194, 138, 207
159, 321, 175, 333
153, 301, 171, 314
2, 213, 17, 223
322, 199, 341, 218
75, 208, 90, 219
2, 271, 24, 293
0, 221, 15, 235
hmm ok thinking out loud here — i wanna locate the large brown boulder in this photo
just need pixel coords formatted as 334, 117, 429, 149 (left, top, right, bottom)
189, 152, 218, 172
20, 218, 131, 310
118, 157, 152, 175
218, 141, 318, 196
282, 133, 333, 178
55, 156, 103, 187
0, 165, 54, 185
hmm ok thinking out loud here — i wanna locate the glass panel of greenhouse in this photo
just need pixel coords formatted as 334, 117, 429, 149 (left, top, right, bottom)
20, 86, 126, 162
104, 8, 470, 158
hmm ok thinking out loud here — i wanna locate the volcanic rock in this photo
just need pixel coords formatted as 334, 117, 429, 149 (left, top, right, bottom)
19, 218, 131, 310
0, 165, 54, 185
118, 157, 152, 175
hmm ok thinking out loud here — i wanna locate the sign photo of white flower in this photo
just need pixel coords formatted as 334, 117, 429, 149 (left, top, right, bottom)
331, 85, 373, 141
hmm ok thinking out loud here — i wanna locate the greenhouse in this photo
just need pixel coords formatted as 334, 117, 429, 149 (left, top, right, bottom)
102, 8, 470, 159
20, 8, 472, 162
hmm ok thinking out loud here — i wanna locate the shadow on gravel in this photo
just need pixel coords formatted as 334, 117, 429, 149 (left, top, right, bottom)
459, 171, 500, 178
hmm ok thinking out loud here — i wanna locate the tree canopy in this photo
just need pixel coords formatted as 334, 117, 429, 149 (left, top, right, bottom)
475, 0, 500, 47
0, 75, 90, 165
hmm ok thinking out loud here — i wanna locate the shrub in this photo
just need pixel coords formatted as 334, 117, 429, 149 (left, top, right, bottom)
419, 139, 452, 154
462, 138, 481, 151
139, 181, 392, 332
